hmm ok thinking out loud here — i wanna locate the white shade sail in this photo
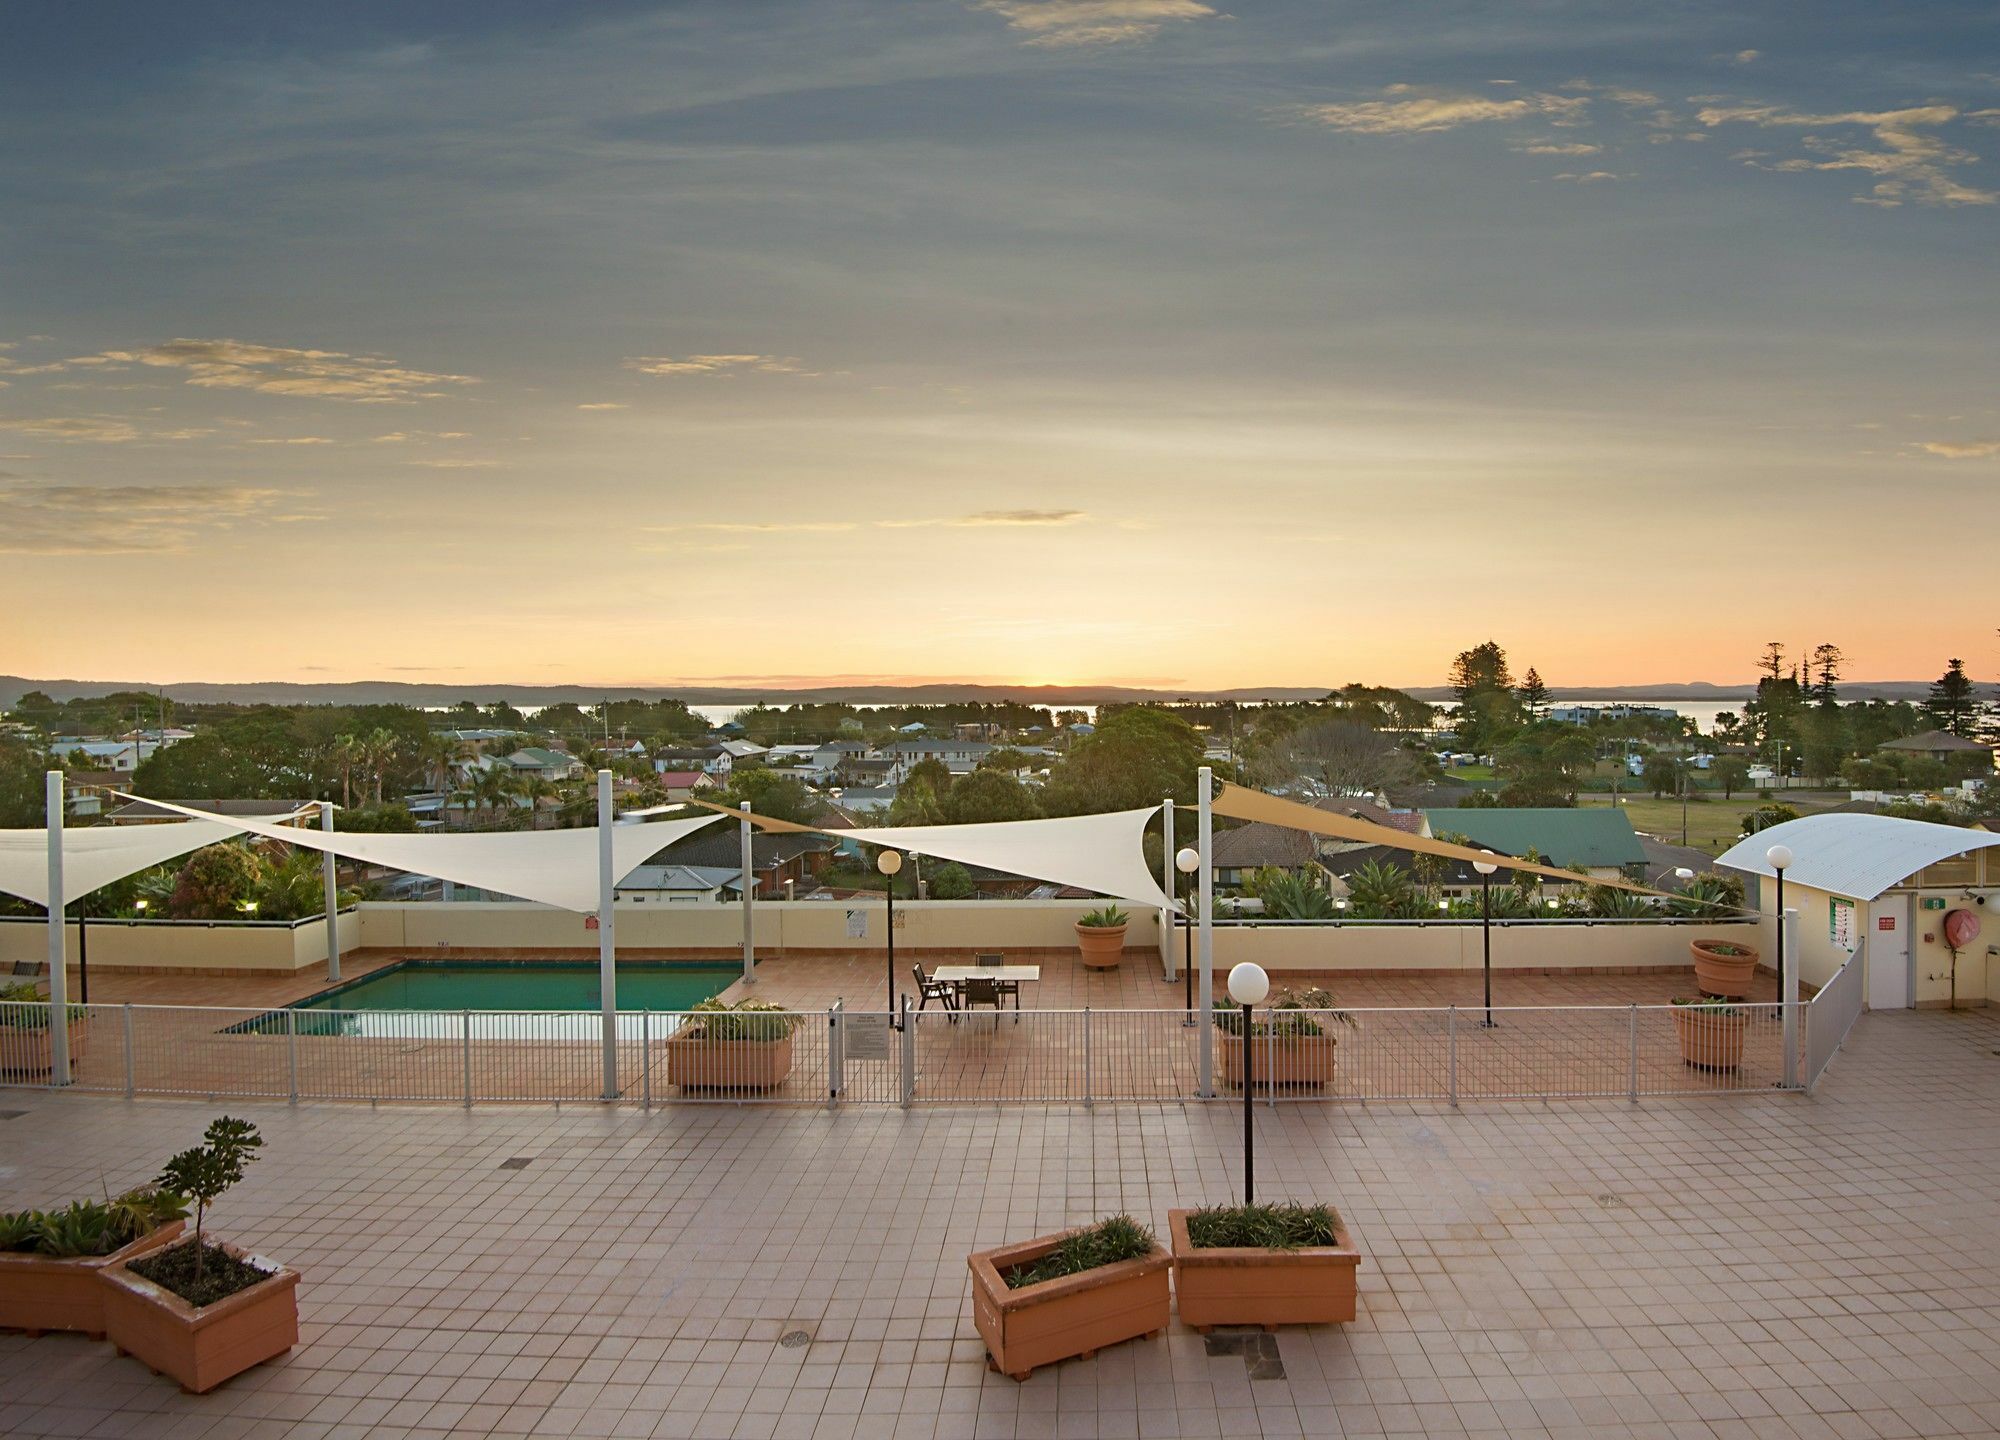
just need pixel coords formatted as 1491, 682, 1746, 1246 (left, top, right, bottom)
0, 820, 252, 909
121, 798, 725, 913
838, 808, 1170, 909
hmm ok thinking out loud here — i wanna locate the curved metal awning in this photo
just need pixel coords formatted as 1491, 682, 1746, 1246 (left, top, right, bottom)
1715, 813, 2000, 902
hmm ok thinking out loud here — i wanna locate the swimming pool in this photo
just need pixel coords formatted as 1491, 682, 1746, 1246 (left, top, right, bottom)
251, 960, 743, 1039
295, 959, 739, 1014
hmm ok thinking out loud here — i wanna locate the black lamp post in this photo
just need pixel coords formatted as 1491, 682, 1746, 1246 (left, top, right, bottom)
1473, 857, 1498, 1027
1175, 846, 1200, 1026
879, 849, 903, 1024
1226, 962, 1268, 1204
1767, 843, 1792, 1015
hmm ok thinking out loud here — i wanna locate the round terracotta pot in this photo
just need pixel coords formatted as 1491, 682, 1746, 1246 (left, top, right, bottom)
1690, 938, 1758, 998
1075, 922, 1127, 969
1672, 1005, 1748, 1072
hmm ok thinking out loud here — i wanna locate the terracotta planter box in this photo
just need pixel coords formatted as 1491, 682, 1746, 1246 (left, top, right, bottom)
968, 1231, 1169, 1381
1673, 1006, 1748, 1072
662, 1030, 794, 1091
1691, 939, 1759, 998
0, 1221, 184, 1338
0, 1018, 88, 1078
1218, 1031, 1338, 1089
1168, 1210, 1358, 1331
1075, 923, 1127, 969
101, 1240, 299, 1394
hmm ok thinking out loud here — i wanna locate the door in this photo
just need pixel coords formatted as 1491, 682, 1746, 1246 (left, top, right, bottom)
1867, 897, 1911, 1010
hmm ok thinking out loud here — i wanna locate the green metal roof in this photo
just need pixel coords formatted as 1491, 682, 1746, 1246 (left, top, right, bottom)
1421, 808, 1647, 870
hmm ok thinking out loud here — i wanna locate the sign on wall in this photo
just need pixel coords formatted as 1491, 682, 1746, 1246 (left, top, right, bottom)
845, 909, 867, 938
1829, 897, 1858, 954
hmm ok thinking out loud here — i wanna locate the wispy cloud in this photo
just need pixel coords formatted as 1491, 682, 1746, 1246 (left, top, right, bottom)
576, 402, 627, 411
1514, 141, 1601, 156
1297, 89, 1588, 135
1697, 103, 1997, 206
1917, 439, 2000, 458
0, 415, 143, 443
1732, 49, 1762, 65
978, 0, 1216, 48
404, 457, 503, 469
246, 436, 335, 445
0, 482, 317, 554
29, 339, 477, 402
674, 521, 860, 533
1553, 171, 1621, 183
626, 354, 811, 377
878, 509, 1089, 529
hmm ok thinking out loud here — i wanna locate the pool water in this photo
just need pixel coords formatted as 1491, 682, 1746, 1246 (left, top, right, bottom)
295, 960, 739, 1014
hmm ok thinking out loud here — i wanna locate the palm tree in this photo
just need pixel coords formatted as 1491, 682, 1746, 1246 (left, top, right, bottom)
329, 733, 360, 809
362, 727, 399, 806
519, 775, 558, 827
416, 732, 459, 795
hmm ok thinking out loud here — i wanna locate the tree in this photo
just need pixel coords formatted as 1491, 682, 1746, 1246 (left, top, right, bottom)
1517, 668, 1550, 719
1041, 708, 1203, 814
1927, 659, 1977, 737
712, 769, 821, 826
0, 739, 48, 828
904, 757, 952, 796
155, 1116, 263, 1288
887, 778, 946, 827
942, 767, 1040, 824
1642, 754, 1681, 799
928, 862, 975, 899
1712, 756, 1750, 798
1447, 641, 1519, 752
167, 845, 264, 919
1740, 803, 1799, 835
1809, 643, 1843, 709
335, 804, 417, 833
1264, 719, 1412, 796
1799, 707, 1851, 783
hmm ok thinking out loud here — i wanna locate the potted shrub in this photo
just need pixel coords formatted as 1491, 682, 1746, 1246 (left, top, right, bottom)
1671, 995, 1748, 1072
663, 999, 797, 1091
101, 1117, 299, 1394
0, 980, 88, 1078
1169, 1203, 1360, 1331
0, 1189, 188, 1337
1214, 986, 1355, 1089
1690, 938, 1759, 998
968, 1215, 1168, 1381
1075, 905, 1129, 969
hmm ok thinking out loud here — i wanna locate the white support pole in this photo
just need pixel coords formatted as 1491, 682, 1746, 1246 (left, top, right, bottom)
740, 801, 755, 985
1197, 766, 1214, 1098
1160, 799, 1175, 977
1781, 906, 1800, 1089
597, 769, 617, 1101
319, 802, 341, 982
45, 771, 70, 1087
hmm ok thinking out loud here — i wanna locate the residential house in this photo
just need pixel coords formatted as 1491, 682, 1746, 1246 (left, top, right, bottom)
1420, 807, 1647, 882
643, 829, 840, 899
1209, 796, 1424, 890
655, 770, 715, 803
1880, 730, 1996, 767
614, 864, 739, 904
107, 798, 307, 825
503, 747, 585, 782
884, 737, 994, 778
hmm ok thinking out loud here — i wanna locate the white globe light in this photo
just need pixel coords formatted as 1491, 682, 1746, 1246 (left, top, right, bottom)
1472, 855, 1498, 875
1674, 867, 1695, 880
877, 850, 903, 876
1175, 846, 1200, 875
1226, 962, 1269, 1007
1766, 844, 1793, 871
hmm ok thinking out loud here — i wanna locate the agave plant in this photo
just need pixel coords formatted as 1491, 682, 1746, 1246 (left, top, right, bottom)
686, 998, 797, 1041
1078, 905, 1129, 929
1251, 868, 1336, 920
1343, 859, 1414, 918
1585, 885, 1656, 919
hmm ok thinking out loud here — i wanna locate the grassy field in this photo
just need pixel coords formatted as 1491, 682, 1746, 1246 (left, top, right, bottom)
1575, 789, 1846, 855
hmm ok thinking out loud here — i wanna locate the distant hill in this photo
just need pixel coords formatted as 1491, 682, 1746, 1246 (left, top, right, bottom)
0, 674, 1948, 710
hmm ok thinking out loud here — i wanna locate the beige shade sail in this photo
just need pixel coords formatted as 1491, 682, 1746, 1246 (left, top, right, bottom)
124, 797, 725, 913
699, 800, 1170, 908
0, 820, 253, 909
1212, 783, 1663, 895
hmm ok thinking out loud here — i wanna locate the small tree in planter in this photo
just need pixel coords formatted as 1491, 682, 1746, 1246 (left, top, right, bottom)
969, 1215, 1169, 1381
1075, 904, 1129, 968
100, 1116, 300, 1393
1169, 1202, 1361, 1331
664, 999, 799, 1091
1670, 995, 1748, 1072
1213, 986, 1356, 1089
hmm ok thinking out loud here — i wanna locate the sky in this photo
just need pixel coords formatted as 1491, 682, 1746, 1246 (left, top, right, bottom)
2, 0, 1997, 693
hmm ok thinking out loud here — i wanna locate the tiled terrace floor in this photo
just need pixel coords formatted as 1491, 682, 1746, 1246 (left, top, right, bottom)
4, 1005, 1997, 1438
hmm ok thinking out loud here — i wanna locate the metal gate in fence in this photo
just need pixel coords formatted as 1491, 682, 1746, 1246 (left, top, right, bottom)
1, 997, 1813, 1107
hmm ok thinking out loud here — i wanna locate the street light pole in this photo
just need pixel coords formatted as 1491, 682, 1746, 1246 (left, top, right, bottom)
878, 849, 903, 1024
1473, 857, 1498, 1027
1767, 844, 1792, 1013
1176, 846, 1200, 1026
1227, 962, 1268, 1205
